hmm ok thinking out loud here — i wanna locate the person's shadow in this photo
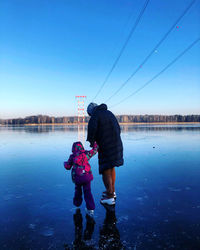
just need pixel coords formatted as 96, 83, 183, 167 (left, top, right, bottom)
99, 204, 124, 249
64, 208, 95, 250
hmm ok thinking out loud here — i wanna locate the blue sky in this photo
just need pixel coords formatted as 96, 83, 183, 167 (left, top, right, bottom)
0, 0, 199, 118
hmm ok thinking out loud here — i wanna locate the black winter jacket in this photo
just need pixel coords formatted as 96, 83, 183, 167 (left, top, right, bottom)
87, 104, 123, 166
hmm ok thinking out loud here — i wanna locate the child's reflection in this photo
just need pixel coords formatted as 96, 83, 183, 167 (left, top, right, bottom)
64, 208, 95, 250
99, 204, 124, 249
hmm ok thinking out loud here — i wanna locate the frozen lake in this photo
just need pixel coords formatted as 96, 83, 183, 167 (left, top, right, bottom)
0, 124, 200, 249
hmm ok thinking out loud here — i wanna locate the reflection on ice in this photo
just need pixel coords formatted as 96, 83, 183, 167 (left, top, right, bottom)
118, 215, 129, 223
136, 197, 143, 201
15, 195, 23, 199
29, 224, 36, 230
40, 226, 54, 237
64, 205, 125, 249
3, 194, 14, 201
168, 187, 182, 192
65, 208, 96, 249
99, 204, 124, 249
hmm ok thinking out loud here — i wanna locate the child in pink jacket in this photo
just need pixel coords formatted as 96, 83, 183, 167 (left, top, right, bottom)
64, 141, 98, 217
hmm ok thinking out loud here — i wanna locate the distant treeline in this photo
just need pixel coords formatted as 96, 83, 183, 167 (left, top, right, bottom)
0, 114, 200, 125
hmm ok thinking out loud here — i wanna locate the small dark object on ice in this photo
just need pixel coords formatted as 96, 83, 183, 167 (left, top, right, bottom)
153, 146, 155, 148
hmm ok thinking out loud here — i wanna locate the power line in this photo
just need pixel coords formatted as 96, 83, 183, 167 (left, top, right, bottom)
105, 0, 196, 103
110, 37, 200, 108
94, 2, 136, 88
92, 0, 150, 101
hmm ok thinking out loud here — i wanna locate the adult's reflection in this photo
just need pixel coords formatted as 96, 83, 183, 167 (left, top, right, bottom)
64, 208, 95, 250
99, 205, 124, 249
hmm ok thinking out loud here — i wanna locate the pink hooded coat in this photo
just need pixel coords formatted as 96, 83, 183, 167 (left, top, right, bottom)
64, 141, 98, 184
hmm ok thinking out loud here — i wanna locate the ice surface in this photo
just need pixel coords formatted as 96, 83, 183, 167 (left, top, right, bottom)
1, 124, 200, 249
40, 227, 54, 237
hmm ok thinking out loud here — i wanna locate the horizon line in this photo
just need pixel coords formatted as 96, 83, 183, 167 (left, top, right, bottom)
1, 113, 200, 120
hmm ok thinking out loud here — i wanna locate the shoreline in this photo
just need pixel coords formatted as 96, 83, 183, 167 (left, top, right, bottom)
1, 122, 200, 126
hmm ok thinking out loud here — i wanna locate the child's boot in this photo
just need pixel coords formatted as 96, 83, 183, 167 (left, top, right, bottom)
85, 208, 94, 218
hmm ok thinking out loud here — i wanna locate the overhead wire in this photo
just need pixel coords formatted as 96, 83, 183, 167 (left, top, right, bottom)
105, 0, 196, 103
110, 37, 200, 108
94, 2, 136, 88
92, 0, 150, 101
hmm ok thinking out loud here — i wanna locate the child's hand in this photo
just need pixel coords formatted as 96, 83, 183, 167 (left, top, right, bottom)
86, 141, 98, 159
64, 161, 71, 170
64, 154, 73, 170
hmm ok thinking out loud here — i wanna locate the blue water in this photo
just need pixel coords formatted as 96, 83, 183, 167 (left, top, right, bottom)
0, 124, 200, 249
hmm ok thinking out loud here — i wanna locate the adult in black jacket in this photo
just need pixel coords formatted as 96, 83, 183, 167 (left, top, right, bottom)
87, 103, 124, 205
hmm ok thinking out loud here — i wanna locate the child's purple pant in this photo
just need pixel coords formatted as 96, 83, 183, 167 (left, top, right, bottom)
73, 181, 95, 210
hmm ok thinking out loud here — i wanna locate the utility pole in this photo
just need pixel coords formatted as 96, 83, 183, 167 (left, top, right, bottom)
75, 96, 86, 123
75, 96, 86, 145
